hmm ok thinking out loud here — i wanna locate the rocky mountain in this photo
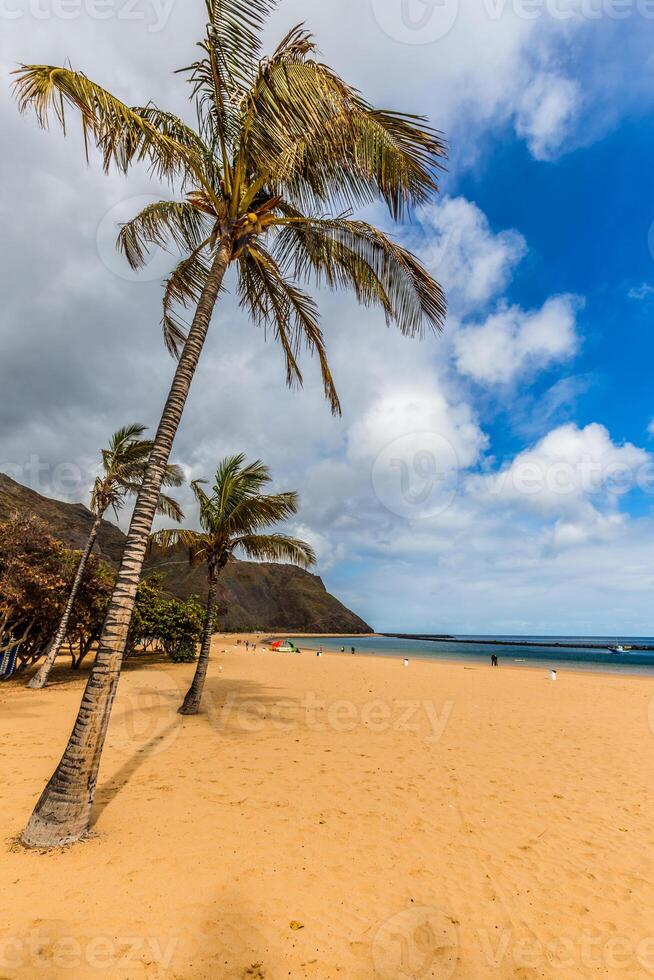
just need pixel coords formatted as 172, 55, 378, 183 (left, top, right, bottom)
0, 472, 372, 634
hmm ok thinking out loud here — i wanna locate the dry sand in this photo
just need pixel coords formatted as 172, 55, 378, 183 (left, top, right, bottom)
2, 636, 654, 979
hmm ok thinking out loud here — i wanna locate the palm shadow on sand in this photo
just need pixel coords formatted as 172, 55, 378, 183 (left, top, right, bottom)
91, 676, 283, 824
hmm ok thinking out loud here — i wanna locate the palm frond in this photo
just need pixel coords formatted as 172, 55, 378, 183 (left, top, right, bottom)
149, 527, 210, 565
236, 28, 349, 185
12, 65, 199, 183
197, 458, 270, 533
226, 491, 299, 535
274, 214, 446, 335
107, 422, 148, 449
233, 532, 315, 568
236, 30, 446, 218
118, 199, 213, 271
89, 475, 109, 518
238, 243, 341, 415
179, 0, 278, 156
191, 477, 222, 533
118, 459, 185, 496
161, 462, 186, 489
161, 244, 214, 357
135, 104, 223, 191
155, 493, 185, 522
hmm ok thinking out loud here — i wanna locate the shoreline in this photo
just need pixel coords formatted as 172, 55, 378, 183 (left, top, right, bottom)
256, 632, 654, 680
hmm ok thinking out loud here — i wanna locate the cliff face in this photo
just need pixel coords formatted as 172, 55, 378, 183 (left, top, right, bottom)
0, 473, 372, 634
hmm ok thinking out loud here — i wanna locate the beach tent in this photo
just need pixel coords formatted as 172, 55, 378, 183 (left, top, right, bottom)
270, 639, 299, 653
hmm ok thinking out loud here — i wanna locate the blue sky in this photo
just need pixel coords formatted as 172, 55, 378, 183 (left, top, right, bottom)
1, 0, 654, 634
454, 115, 654, 481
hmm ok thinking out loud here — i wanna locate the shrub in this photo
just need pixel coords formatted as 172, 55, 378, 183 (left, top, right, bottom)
0, 513, 113, 676
127, 576, 206, 662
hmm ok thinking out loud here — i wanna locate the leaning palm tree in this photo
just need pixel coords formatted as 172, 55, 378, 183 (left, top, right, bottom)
151, 454, 315, 715
28, 424, 184, 690
14, 0, 447, 849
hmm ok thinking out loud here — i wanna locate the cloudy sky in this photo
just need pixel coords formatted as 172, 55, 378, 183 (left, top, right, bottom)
2, 0, 654, 634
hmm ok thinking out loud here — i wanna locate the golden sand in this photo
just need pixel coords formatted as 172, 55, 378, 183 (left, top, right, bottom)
2, 636, 654, 978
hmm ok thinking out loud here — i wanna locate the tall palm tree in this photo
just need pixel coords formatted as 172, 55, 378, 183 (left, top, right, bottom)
14, 0, 447, 849
151, 454, 315, 715
28, 424, 184, 690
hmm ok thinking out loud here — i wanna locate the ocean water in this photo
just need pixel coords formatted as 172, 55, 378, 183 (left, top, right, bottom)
288, 634, 654, 675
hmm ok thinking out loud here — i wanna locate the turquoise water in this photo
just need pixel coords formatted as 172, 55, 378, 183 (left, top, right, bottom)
288, 634, 654, 675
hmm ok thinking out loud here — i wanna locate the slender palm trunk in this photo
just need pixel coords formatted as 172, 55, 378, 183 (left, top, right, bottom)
22, 236, 233, 849
178, 569, 218, 715
28, 516, 102, 690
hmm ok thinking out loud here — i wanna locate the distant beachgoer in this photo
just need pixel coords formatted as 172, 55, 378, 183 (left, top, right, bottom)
351, 646, 356, 655
491, 654, 498, 667
340, 646, 345, 653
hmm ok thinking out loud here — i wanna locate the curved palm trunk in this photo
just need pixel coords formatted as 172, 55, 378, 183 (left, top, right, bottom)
178, 569, 218, 715
22, 236, 233, 849
28, 516, 102, 690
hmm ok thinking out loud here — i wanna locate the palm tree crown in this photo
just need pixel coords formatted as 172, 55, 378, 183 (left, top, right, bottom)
91, 423, 184, 521
14, 2, 447, 412
151, 453, 315, 574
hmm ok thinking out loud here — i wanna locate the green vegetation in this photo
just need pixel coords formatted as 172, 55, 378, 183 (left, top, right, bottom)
0, 514, 112, 677
0, 516, 206, 679
128, 577, 208, 664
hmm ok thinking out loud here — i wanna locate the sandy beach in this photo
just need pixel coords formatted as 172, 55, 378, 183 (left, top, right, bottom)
2, 636, 654, 978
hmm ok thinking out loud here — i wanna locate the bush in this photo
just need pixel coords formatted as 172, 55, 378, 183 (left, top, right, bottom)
0, 515, 212, 677
0, 513, 113, 676
127, 576, 206, 662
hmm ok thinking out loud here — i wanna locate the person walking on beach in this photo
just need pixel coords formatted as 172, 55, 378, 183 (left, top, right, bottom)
491, 654, 498, 667
351, 646, 356, 655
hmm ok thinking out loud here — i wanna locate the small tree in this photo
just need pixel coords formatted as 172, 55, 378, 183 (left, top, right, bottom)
151, 454, 315, 714
0, 515, 113, 679
28, 423, 184, 689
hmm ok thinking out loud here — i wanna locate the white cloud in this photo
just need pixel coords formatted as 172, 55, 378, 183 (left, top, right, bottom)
453, 295, 579, 384
628, 283, 654, 301
515, 73, 581, 160
289, 523, 345, 572
347, 386, 486, 470
548, 510, 625, 551
470, 422, 650, 517
415, 197, 527, 313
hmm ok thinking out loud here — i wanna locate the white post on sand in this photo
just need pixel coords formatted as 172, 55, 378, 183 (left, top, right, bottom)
549, 669, 557, 681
